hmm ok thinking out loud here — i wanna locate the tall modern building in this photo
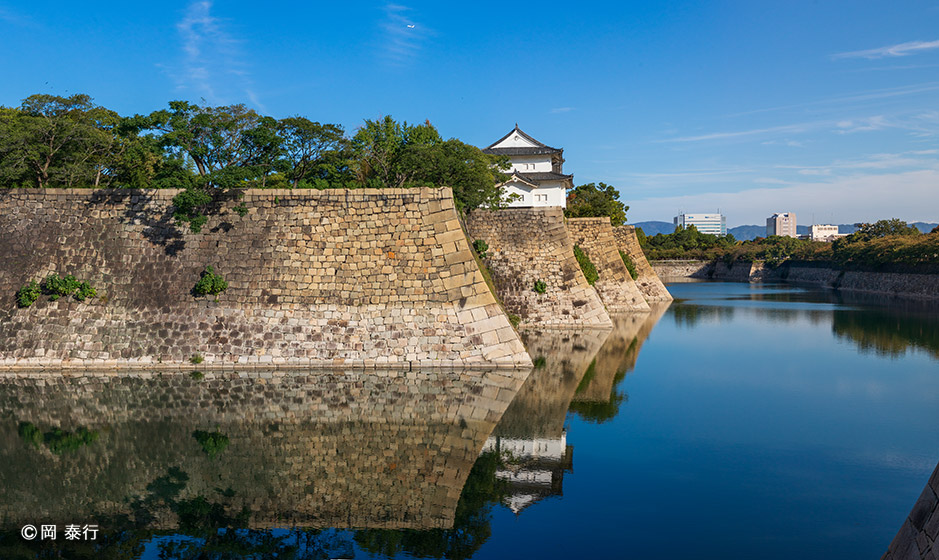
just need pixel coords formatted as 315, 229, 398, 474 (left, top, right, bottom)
674, 213, 726, 236
767, 212, 798, 238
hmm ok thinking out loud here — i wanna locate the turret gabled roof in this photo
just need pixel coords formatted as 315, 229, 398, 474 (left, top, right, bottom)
483, 125, 562, 156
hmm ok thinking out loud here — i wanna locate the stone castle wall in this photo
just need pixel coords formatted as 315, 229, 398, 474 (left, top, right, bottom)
613, 226, 673, 302
651, 260, 714, 279
0, 188, 530, 369
0, 367, 527, 529
566, 218, 650, 312
465, 207, 612, 328
882, 459, 939, 559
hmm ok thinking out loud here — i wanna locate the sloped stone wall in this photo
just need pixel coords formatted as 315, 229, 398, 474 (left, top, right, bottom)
613, 225, 673, 302
567, 218, 650, 312
0, 367, 527, 529
882, 459, 939, 560
0, 188, 530, 369
465, 207, 612, 328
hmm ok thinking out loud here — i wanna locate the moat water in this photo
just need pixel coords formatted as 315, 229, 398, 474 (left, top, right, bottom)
1, 281, 937, 559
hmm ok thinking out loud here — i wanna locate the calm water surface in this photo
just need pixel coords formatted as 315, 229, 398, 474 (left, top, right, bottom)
1, 281, 937, 559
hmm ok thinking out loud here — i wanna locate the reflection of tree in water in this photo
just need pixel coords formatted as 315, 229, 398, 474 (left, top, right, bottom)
354, 450, 508, 559
670, 303, 735, 328
568, 306, 670, 424
832, 308, 939, 359
0, 450, 509, 560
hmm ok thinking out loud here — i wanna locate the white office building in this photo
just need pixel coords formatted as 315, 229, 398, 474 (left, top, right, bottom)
674, 213, 727, 236
809, 224, 846, 242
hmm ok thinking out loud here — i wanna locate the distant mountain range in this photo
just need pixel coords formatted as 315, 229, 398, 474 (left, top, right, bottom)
631, 221, 938, 241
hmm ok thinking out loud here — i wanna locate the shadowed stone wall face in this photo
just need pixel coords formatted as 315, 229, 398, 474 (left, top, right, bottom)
0, 188, 530, 369
0, 367, 527, 529
465, 208, 612, 328
567, 218, 650, 312
613, 225, 673, 302
883, 460, 939, 560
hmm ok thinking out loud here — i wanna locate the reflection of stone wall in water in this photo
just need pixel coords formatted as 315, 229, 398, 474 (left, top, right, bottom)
0, 368, 526, 530
570, 305, 669, 405
566, 218, 650, 312
465, 207, 612, 328
0, 188, 529, 368
882, 459, 939, 560
496, 328, 610, 439
612, 225, 673, 302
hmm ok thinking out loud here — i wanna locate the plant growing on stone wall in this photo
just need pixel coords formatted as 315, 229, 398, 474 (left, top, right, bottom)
532, 356, 547, 369
73, 281, 97, 302
193, 266, 228, 297
472, 239, 489, 259
573, 245, 599, 285
533, 280, 547, 294
233, 202, 248, 217
619, 250, 639, 280
42, 273, 81, 300
15, 281, 41, 308
190, 353, 204, 365
507, 313, 521, 329
192, 429, 230, 459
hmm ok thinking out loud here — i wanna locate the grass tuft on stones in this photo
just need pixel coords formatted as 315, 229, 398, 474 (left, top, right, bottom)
533, 280, 547, 294
193, 266, 228, 297
190, 353, 204, 365
619, 250, 639, 280
573, 245, 599, 285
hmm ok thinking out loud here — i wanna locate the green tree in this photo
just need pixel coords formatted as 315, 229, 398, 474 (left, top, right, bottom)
352, 116, 509, 211
277, 117, 348, 188
564, 182, 629, 226
848, 219, 921, 242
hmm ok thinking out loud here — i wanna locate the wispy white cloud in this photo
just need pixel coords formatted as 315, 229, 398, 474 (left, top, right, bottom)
379, 4, 429, 67
832, 40, 939, 60
550, 107, 575, 114
722, 82, 939, 119
658, 122, 825, 143
172, 1, 264, 110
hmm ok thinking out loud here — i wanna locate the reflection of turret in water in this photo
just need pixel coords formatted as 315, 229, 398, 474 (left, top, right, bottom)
569, 303, 671, 423
0, 368, 527, 531
481, 327, 611, 514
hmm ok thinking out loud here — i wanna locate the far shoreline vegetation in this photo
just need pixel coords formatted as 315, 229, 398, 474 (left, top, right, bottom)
639, 218, 939, 270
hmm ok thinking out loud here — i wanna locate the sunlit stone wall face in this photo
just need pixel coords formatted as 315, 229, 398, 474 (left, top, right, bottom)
567, 217, 650, 312
465, 207, 612, 328
612, 225, 673, 302
0, 367, 527, 529
0, 188, 530, 369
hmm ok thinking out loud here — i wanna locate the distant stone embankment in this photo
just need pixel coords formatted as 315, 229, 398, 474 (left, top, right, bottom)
652, 259, 939, 300
0, 188, 530, 369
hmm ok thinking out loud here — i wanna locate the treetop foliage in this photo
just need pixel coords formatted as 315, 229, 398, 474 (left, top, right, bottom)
564, 182, 629, 226
0, 95, 516, 230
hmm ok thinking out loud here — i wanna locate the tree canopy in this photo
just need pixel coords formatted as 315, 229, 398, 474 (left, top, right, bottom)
564, 182, 629, 226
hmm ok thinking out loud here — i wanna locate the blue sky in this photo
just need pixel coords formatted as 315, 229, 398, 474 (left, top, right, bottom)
1, 1, 938, 226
